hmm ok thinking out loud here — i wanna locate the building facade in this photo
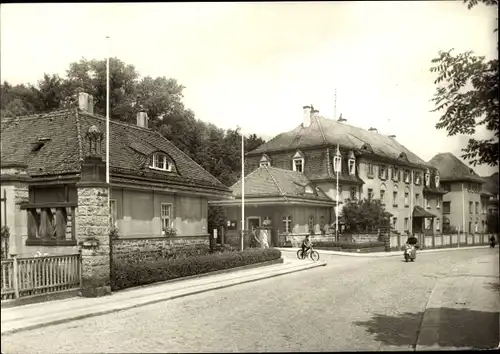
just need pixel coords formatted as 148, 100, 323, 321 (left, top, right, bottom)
244, 106, 446, 236
429, 153, 489, 234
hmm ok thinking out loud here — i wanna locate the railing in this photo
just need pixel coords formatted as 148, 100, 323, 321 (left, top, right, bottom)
23, 205, 77, 246
1, 253, 81, 300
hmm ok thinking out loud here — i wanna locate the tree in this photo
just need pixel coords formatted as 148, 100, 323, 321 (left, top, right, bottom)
429, 0, 499, 167
342, 199, 392, 233
487, 211, 499, 234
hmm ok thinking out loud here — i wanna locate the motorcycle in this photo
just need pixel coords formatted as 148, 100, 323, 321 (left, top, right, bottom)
403, 244, 417, 262
490, 238, 496, 248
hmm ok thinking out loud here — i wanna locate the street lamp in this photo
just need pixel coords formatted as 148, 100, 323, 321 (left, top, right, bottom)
333, 144, 342, 242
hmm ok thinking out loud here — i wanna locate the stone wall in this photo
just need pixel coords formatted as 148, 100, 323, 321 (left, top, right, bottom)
75, 184, 111, 297
112, 236, 209, 261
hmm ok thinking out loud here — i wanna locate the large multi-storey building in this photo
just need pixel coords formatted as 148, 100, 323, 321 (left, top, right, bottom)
243, 105, 446, 235
429, 153, 490, 234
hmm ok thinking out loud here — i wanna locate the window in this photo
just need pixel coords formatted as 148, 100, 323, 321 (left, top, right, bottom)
110, 199, 117, 227
481, 220, 485, 232
393, 190, 398, 206
283, 216, 292, 233
425, 197, 430, 209
404, 170, 410, 183
260, 154, 271, 167
333, 155, 342, 174
379, 165, 388, 180
150, 153, 172, 172
392, 217, 397, 230
443, 201, 451, 214
415, 193, 420, 206
425, 218, 431, 230
436, 197, 441, 209
425, 170, 430, 187
348, 159, 356, 175
414, 172, 421, 185
367, 188, 374, 201
404, 217, 409, 231
475, 222, 478, 232
380, 189, 386, 204
320, 215, 325, 233
293, 158, 304, 173
475, 202, 479, 214
469, 201, 473, 214
161, 203, 173, 235
404, 191, 409, 206
367, 163, 375, 177
308, 216, 314, 233
392, 167, 400, 181
443, 183, 450, 192
350, 187, 356, 201
337, 185, 343, 201
436, 218, 440, 231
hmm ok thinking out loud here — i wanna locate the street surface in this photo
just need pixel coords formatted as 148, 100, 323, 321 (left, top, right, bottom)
2, 248, 499, 352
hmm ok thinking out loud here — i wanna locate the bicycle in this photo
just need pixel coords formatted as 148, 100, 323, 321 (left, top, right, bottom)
296, 246, 320, 261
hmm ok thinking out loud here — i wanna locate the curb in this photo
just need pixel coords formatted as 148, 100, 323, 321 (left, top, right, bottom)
1, 261, 326, 335
277, 246, 488, 258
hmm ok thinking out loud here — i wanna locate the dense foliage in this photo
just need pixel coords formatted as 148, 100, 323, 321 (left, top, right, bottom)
1, 57, 267, 232
342, 199, 392, 233
430, 0, 498, 167
111, 248, 282, 291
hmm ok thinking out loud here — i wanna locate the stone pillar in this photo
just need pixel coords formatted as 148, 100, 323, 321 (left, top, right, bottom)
75, 182, 111, 297
380, 227, 391, 252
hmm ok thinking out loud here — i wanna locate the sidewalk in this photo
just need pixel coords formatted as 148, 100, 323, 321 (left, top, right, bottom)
277, 245, 489, 258
415, 252, 500, 351
1, 257, 325, 335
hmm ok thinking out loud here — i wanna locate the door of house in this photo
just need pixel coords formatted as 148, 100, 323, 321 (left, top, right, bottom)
247, 217, 260, 232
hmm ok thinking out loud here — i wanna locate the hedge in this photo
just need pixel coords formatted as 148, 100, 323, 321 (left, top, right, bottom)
313, 241, 385, 250
111, 248, 282, 291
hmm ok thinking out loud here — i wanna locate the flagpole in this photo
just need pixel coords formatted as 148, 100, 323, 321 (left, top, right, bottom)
460, 183, 465, 248
335, 144, 340, 242
241, 127, 245, 251
106, 36, 110, 186
410, 170, 413, 236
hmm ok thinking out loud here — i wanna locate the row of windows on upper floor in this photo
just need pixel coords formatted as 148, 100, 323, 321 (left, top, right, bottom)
441, 182, 484, 193
442, 200, 488, 215
258, 151, 440, 187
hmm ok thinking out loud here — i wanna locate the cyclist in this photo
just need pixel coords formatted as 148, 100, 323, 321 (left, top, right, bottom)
301, 234, 312, 257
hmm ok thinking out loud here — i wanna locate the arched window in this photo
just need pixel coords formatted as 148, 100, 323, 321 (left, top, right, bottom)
404, 187, 410, 206
393, 185, 399, 206
149, 152, 173, 172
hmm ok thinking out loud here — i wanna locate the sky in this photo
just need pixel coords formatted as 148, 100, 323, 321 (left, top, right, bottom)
1, 1, 498, 176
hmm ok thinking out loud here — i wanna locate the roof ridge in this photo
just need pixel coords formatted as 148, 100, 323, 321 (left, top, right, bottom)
1, 109, 75, 122
264, 165, 286, 197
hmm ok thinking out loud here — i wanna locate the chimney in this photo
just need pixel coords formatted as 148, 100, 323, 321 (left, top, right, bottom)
302, 105, 312, 127
368, 127, 378, 133
136, 111, 149, 128
78, 92, 94, 114
337, 113, 346, 123
388, 135, 396, 139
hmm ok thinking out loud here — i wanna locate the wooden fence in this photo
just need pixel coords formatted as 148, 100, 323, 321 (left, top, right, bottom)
1, 253, 81, 300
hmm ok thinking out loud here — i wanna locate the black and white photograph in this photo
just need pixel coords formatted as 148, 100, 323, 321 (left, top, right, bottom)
0, 1, 498, 352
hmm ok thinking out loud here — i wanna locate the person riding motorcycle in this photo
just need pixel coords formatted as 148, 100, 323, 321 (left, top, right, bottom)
490, 235, 496, 247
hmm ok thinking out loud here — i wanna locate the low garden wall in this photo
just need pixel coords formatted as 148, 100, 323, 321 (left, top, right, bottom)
389, 232, 496, 251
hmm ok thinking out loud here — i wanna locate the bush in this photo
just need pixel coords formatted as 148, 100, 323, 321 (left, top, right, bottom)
111, 248, 282, 291
314, 241, 385, 250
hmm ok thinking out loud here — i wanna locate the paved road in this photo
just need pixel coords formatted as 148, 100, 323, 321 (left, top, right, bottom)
2, 248, 498, 353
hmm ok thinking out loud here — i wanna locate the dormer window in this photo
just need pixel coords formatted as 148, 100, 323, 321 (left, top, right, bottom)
425, 169, 430, 187
292, 150, 305, 173
149, 152, 173, 172
260, 154, 271, 167
414, 172, 421, 185
404, 170, 410, 183
435, 175, 440, 188
333, 156, 342, 174
347, 151, 355, 175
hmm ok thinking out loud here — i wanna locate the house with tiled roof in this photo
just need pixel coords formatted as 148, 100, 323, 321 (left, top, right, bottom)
243, 105, 445, 237
1, 93, 232, 257
429, 152, 489, 235
209, 165, 335, 247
